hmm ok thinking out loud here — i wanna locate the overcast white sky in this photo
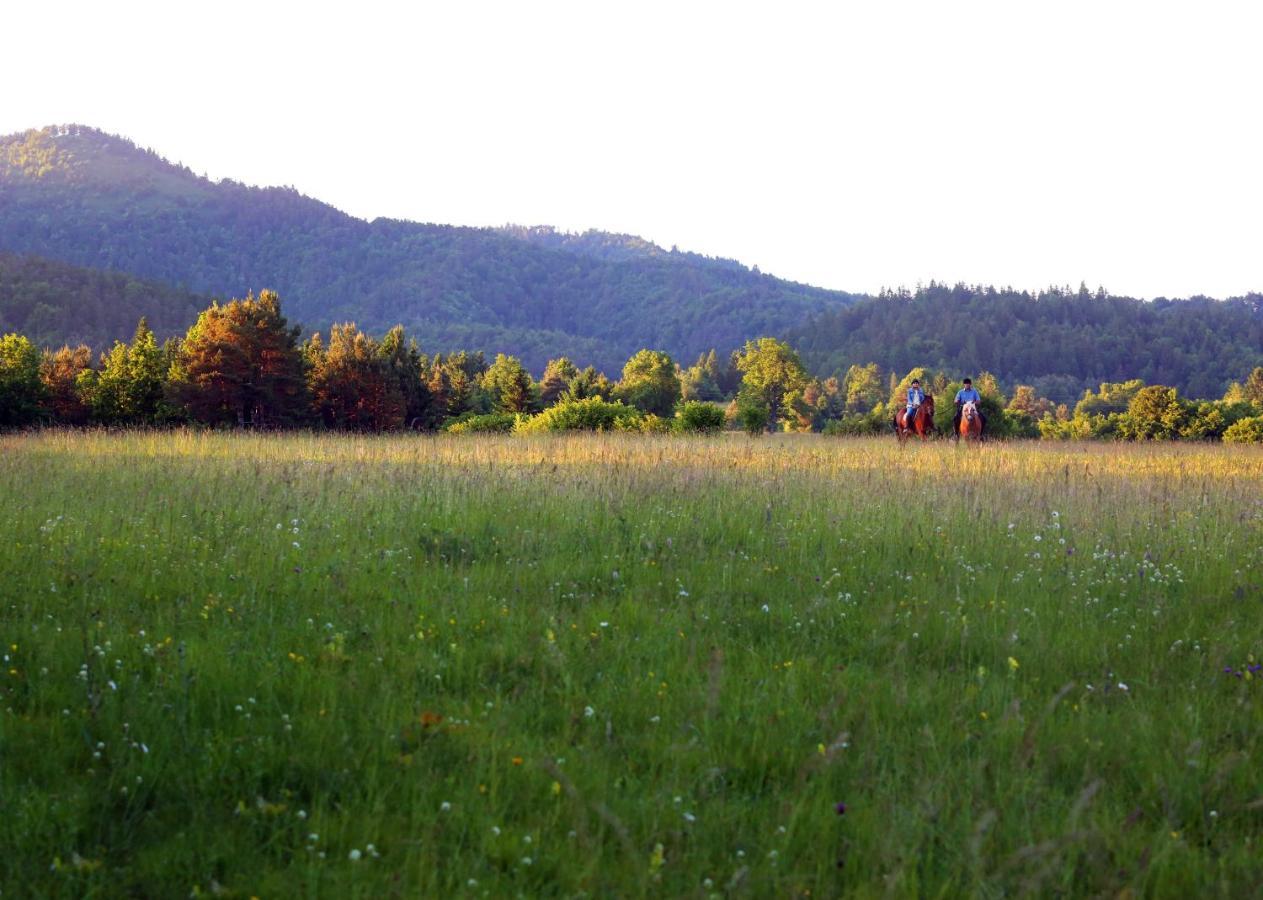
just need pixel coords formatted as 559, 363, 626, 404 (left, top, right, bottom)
3, 0, 1260, 299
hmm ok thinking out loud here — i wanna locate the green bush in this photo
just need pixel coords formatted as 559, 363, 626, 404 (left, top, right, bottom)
823, 411, 888, 436
1222, 415, 1263, 444
674, 401, 726, 434
445, 412, 520, 434
617, 413, 672, 434
514, 397, 643, 433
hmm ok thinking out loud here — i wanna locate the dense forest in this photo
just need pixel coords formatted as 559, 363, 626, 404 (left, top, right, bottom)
0, 252, 210, 348
0, 125, 856, 373
789, 283, 1263, 403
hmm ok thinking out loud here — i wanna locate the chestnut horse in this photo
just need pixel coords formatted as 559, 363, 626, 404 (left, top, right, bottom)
895, 395, 936, 443
958, 400, 984, 442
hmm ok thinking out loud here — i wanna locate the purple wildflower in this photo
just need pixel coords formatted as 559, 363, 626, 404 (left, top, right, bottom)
835, 802, 847, 816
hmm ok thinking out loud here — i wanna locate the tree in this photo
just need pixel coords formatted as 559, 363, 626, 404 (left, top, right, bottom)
563, 366, 614, 402
82, 318, 170, 425
0, 333, 44, 428
379, 325, 433, 426
308, 323, 405, 431
615, 349, 681, 417
1008, 385, 1055, 420
734, 338, 808, 431
170, 291, 307, 426
680, 350, 723, 402
538, 357, 579, 407
40, 344, 93, 425
843, 363, 883, 413
1247, 367, 1263, 406
481, 353, 535, 413
1121, 385, 1188, 440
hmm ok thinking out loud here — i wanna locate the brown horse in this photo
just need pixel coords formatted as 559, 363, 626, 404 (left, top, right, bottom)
958, 399, 983, 442
895, 395, 936, 443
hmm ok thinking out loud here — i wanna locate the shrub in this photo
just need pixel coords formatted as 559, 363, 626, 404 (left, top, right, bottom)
823, 411, 887, 436
445, 412, 519, 434
674, 401, 726, 434
514, 397, 643, 433
1223, 416, 1263, 444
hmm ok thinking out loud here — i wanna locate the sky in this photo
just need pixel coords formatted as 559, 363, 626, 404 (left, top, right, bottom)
3, 0, 1260, 299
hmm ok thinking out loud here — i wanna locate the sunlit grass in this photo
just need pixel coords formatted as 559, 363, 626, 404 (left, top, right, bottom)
2, 430, 1261, 897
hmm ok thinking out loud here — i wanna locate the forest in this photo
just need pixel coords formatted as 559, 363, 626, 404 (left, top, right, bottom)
1, 290, 1261, 442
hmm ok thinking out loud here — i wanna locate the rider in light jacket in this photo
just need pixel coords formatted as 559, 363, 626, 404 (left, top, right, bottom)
953, 377, 986, 436
904, 379, 925, 429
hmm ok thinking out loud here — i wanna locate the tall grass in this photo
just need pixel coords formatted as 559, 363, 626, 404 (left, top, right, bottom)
2, 430, 1261, 897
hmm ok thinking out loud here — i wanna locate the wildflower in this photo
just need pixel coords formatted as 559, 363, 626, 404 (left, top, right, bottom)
835, 802, 847, 816
511, 756, 524, 766
1007, 656, 1020, 672
1117, 682, 1129, 692
440, 801, 452, 812
583, 706, 595, 718
551, 781, 561, 796
348, 849, 362, 861
682, 811, 696, 823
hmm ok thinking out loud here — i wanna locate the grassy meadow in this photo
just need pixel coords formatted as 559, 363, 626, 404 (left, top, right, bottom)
2, 430, 1261, 898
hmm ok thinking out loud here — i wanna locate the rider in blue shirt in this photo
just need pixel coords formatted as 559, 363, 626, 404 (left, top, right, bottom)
904, 379, 925, 429
953, 377, 986, 436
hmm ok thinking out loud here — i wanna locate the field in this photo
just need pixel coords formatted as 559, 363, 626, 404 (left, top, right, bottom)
2, 431, 1261, 898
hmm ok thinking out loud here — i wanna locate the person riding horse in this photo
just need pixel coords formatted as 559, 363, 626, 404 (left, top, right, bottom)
905, 379, 925, 426
895, 379, 935, 439
952, 378, 986, 438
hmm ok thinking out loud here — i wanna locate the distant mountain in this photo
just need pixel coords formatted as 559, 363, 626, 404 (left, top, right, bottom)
0, 251, 211, 349
0, 125, 859, 371
788, 282, 1263, 403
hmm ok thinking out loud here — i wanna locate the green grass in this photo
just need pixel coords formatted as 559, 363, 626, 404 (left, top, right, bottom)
2, 430, 1261, 897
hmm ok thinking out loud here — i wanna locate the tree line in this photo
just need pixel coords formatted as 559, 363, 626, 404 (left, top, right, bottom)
1, 291, 1261, 441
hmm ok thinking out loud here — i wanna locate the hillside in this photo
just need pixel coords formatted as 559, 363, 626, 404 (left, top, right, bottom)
0, 252, 211, 349
0, 125, 858, 371
789, 282, 1263, 402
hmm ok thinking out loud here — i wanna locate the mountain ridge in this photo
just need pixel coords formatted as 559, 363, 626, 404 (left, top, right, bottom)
0, 124, 858, 372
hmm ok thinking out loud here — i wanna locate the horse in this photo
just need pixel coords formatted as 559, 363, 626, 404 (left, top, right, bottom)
958, 399, 983, 442
895, 394, 936, 443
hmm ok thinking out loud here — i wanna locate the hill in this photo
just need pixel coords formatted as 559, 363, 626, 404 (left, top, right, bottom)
788, 282, 1263, 402
0, 252, 211, 349
0, 125, 858, 371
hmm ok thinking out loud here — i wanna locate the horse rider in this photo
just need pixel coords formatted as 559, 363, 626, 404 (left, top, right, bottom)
953, 377, 986, 436
904, 379, 925, 430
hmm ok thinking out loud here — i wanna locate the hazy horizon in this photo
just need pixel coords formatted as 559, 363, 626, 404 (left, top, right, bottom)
3, 1, 1260, 300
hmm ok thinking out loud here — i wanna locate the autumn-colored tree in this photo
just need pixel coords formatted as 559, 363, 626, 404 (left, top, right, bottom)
40, 344, 93, 424
615, 349, 681, 417
308, 323, 405, 431
1007, 385, 1055, 420
170, 291, 307, 426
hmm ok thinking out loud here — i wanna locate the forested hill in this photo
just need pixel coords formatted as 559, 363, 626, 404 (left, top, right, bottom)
0, 252, 211, 348
0, 125, 858, 372
788, 283, 1263, 403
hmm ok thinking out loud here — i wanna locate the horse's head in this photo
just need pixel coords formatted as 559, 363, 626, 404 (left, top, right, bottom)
923, 395, 935, 415
962, 400, 979, 422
